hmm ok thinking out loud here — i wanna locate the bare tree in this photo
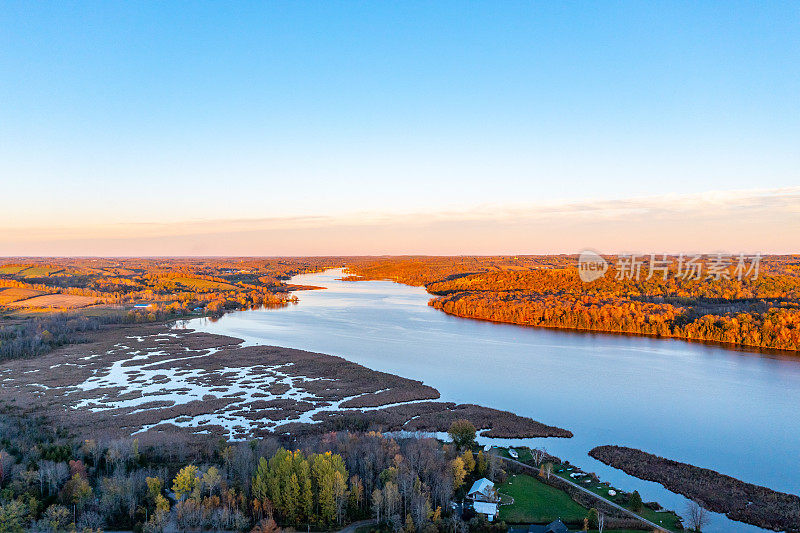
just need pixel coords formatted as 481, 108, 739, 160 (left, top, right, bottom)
487, 453, 502, 482
0, 450, 12, 485
686, 500, 709, 532
597, 510, 604, 533
529, 447, 546, 466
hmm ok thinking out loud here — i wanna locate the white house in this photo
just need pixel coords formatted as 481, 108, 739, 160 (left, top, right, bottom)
467, 478, 499, 521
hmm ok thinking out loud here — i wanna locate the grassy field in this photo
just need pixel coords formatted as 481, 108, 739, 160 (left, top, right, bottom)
498, 473, 588, 525
495, 450, 683, 532
552, 465, 683, 532
172, 276, 240, 291
0, 288, 46, 304
19, 266, 64, 277
9, 294, 100, 309
0, 265, 30, 275
495, 446, 533, 463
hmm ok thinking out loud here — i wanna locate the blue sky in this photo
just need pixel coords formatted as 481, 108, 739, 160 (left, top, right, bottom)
1, 1, 798, 254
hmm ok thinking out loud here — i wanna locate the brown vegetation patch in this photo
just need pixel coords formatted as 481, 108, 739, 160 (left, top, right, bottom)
0, 322, 571, 444
339, 386, 439, 407
406, 403, 572, 438
300, 401, 571, 438
590, 445, 800, 531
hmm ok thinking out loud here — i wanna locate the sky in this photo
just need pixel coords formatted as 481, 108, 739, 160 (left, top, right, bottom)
1, 1, 798, 255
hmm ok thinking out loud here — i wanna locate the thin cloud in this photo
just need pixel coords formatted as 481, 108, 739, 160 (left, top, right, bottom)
2, 187, 798, 255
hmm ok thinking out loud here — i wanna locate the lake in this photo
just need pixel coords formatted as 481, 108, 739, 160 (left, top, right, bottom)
186, 269, 800, 532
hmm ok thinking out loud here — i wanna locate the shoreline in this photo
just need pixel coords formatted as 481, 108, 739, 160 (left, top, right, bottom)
0, 321, 572, 444
340, 268, 800, 356
427, 302, 800, 358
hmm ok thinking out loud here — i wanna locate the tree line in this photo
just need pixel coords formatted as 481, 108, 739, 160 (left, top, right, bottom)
346, 256, 800, 351
0, 413, 509, 533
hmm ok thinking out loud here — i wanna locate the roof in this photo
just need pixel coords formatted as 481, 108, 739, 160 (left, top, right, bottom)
467, 478, 494, 497
512, 520, 570, 533
544, 521, 569, 533
473, 501, 498, 516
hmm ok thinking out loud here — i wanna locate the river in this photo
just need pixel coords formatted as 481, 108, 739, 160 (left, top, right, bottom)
186, 269, 800, 532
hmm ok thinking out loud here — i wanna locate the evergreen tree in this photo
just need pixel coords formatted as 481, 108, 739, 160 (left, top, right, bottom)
286, 473, 300, 524
629, 490, 643, 512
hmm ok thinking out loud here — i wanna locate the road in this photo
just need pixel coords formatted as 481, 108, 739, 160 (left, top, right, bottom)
493, 453, 671, 532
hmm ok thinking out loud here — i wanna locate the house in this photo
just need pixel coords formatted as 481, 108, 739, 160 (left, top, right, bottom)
467, 478, 499, 521
468, 478, 498, 502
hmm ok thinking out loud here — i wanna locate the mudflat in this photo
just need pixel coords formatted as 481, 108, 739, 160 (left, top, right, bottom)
0, 322, 571, 443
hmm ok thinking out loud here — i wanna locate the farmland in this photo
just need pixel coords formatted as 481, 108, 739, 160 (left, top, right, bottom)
0, 287, 45, 305
7, 294, 100, 309
0, 257, 344, 321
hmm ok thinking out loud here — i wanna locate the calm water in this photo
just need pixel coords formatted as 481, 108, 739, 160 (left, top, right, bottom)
187, 269, 800, 532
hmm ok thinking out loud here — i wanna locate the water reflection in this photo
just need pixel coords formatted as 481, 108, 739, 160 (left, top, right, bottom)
186, 269, 800, 533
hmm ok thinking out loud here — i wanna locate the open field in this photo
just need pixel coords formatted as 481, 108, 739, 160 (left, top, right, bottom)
18, 266, 65, 277
0, 287, 45, 304
499, 473, 588, 525
0, 265, 30, 275
170, 275, 241, 291
8, 293, 100, 309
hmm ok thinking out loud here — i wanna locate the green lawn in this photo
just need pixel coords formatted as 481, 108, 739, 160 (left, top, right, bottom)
493, 454, 683, 532
635, 507, 683, 532
498, 474, 588, 525
495, 446, 533, 463
550, 468, 683, 532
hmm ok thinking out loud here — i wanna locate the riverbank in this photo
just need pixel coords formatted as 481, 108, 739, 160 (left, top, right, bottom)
343, 257, 800, 354
188, 268, 800, 533
492, 449, 682, 532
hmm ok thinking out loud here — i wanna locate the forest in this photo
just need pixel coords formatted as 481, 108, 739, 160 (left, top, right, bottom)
0, 410, 510, 533
345, 256, 800, 352
0, 258, 348, 362
4, 255, 799, 359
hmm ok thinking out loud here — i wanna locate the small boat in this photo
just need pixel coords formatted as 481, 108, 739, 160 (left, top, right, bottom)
508, 449, 519, 459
